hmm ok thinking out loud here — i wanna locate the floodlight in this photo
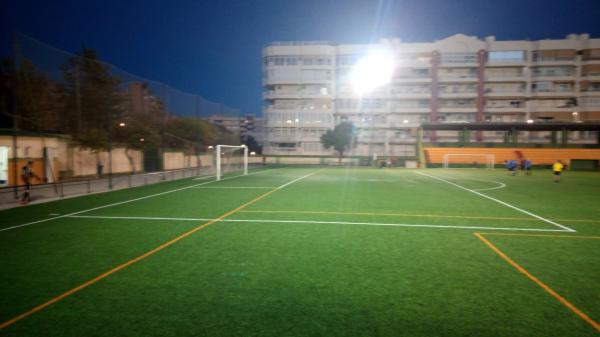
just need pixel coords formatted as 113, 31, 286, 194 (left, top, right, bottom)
119, 122, 126, 127
526, 119, 534, 124
351, 50, 395, 95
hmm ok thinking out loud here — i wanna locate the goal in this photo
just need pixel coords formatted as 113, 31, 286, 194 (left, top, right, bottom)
442, 154, 495, 169
215, 145, 248, 181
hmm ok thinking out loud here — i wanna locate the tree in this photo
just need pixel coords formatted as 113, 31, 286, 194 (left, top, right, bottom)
112, 117, 161, 173
320, 122, 354, 157
241, 134, 261, 154
60, 48, 126, 172
164, 117, 215, 149
62, 48, 124, 152
0, 58, 64, 132
0, 58, 16, 129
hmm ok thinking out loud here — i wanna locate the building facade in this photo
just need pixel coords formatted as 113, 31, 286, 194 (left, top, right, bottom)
262, 34, 600, 156
206, 114, 264, 144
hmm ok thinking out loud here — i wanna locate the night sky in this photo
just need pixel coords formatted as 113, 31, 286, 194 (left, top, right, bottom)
2, 0, 600, 116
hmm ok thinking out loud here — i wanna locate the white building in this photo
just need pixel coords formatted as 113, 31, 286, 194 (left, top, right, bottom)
262, 33, 600, 156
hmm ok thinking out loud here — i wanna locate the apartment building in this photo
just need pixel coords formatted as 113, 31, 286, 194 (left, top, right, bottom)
205, 114, 264, 144
262, 33, 600, 156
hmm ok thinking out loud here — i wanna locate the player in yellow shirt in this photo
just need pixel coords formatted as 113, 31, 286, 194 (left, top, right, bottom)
552, 160, 564, 182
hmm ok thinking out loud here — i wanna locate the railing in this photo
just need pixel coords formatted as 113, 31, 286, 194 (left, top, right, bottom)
0, 167, 213, 209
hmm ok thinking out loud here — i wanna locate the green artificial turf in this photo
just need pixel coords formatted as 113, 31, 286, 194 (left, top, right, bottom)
0, 166, 599, 336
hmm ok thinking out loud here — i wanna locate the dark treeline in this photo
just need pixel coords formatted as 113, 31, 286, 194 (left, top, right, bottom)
0, 47, 238, 160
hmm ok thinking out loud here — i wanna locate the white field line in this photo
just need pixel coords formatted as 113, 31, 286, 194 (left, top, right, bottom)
191, 186, 276, 189
65, 215, 571, 232
0, 168, 276, 232
415, 171, 576, 232
471, 180, 506, 191
276, 170, 319, 189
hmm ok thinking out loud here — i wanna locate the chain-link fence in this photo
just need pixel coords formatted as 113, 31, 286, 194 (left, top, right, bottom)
0, 33, 245, 206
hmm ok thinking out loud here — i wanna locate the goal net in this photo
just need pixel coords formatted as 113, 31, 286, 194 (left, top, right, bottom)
215, 145, 248, 180
442, 154, 495, 169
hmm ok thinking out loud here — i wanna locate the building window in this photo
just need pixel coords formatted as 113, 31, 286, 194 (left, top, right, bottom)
441, 52, 478, 64
531, 82, 551, 92
488, 51, 525, 63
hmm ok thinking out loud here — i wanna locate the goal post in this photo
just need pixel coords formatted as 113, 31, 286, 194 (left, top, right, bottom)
215, 145, 248, 181
442, 154, 495, 169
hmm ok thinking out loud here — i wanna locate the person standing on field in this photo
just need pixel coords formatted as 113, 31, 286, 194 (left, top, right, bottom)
552, 160, 564, 183
523, 159, 532, 175
20, 161, 41, 205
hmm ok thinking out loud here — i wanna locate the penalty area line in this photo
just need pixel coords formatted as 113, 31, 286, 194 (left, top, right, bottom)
415, 171, 576, 232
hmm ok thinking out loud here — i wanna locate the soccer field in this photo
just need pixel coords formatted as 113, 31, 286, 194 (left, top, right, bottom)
1, 166, 599, 336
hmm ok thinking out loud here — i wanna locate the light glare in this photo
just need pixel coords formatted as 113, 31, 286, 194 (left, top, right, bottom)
351, 50, 395, 94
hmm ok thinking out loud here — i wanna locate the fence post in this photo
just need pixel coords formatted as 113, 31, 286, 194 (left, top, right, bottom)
87, 180, 91, 194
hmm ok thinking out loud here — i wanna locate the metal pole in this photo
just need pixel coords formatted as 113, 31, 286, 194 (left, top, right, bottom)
108, 122, 113, 189
11, 33, 19, 199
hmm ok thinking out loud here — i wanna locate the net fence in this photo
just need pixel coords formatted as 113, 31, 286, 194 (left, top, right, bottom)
0, 33, 245, 205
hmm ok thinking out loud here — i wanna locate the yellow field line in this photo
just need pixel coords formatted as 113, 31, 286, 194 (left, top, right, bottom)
239, 209, 600, 224
474, 233, 600, 333
478, 233, 600, 239
0, 175, 307, 330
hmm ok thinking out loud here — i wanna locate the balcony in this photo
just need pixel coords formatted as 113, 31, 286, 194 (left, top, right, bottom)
438, 91, 477, 99
484, 88, 526, 97
390, 91, 431, 99
395, 59, 432, 68
485, 106, 526, 113
437, 107, 477, 113
581, 73, 600, 80
530, 89, 576, 97
531, 56, 576, 65
353, 121, 390, 129
484, 74, 526, 82
263, 91, 332, 100
389, 106, 430, 113
392, 75, 431, 83
531, 74, 576, 82
486, 60, 526, 67
581, 88, 600, 96
265, 105, 332, 113
437, 75, 478, 83
264, 133, 300, 142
